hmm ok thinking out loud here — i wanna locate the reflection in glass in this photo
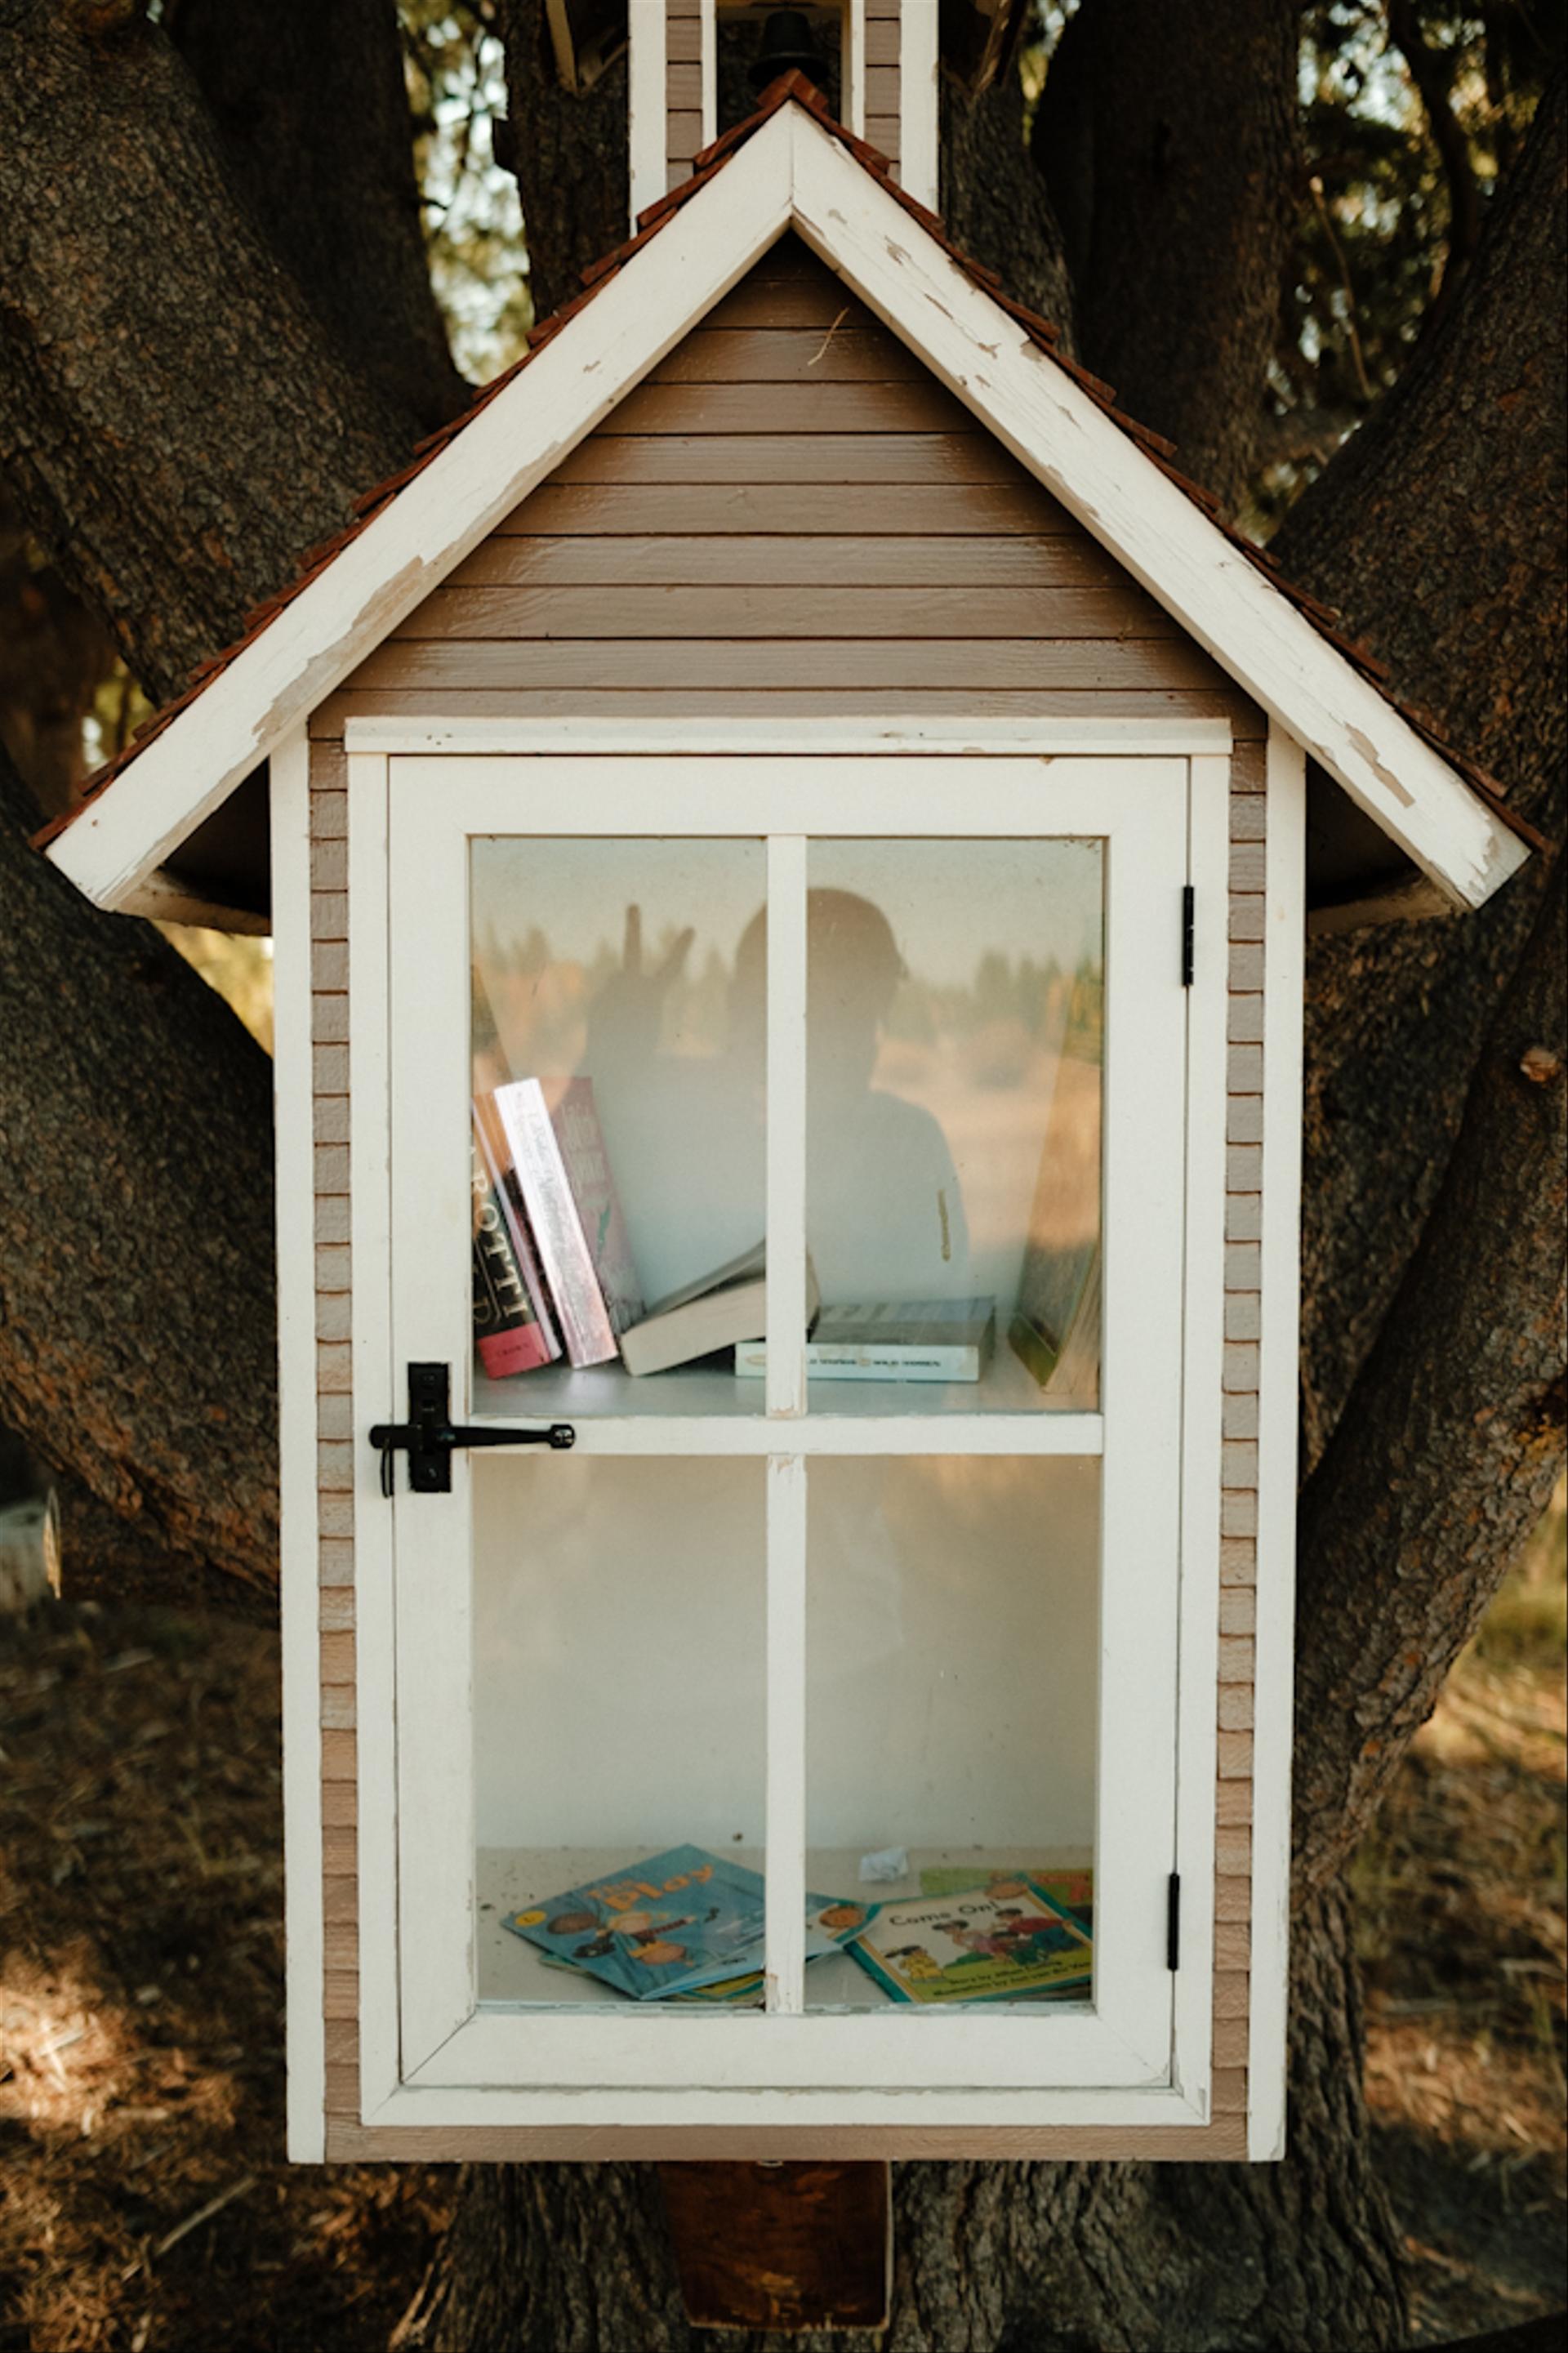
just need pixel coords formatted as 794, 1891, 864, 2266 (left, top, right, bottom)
472, 1454, 767, 2005
804, 1455, 1100, 2009
808, 843, 1103, 1409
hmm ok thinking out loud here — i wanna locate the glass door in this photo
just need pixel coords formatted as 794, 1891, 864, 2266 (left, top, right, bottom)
382, 755, 1194, 2093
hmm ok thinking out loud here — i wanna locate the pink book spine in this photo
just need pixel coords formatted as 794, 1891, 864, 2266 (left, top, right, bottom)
492, 1080, 619, 1368
474, 1096, 562, 1363
541, 1078, 645, 1339
470, 1131, 555, 1377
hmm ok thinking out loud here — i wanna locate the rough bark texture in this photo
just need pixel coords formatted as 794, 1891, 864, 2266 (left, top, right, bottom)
492, 0, 630, 324
939, 69, 1076, 340
171, 0, 466, 435
0, 0, 415, 702
0, 744, 279, 1600
1032, 0, 1300, 513
1276, 65, 1567, 1473
0, 15, 1561, 2353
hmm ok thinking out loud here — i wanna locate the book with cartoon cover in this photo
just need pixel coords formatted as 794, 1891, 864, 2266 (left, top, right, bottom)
843, 1878, 1092, 2006
918, 1864, 1094, 1937
502, 1844, 876, 2001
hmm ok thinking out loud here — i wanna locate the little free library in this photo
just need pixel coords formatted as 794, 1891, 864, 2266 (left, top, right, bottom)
39, 0, 1535, 2173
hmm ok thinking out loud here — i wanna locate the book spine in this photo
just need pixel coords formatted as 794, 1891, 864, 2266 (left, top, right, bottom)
470, 1136, 555, 1376
474, 1097, 562, 1361
546, 1079, 644, 1338
493, 1081, 619, 1367
735, 1344, 982, 1381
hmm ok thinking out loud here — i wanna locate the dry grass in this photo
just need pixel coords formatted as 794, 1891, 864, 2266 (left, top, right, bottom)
1354, 1477, 1568, 2346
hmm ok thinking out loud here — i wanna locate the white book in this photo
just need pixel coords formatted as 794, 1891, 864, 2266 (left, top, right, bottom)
621, 1244, 821, 1378
736, 1296, 996, 1384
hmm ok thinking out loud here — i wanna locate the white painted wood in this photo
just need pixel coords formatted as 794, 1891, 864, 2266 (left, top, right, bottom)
383, 760, 483, 2075
345, 751, 403, 2118
459, 1408, 1106, 1454
44, 98, 1521, 916
765, 1455, 808, 2012
765, 836, 808, 1418
377, 750, 1200, 2106
784, 114, 1526, 908
1248, 726, 1306, 2161
898, 0, 938, 206
387, 752, 1177, 836
43, 107, 794, 915
846, 0, 866, 135
272, 727, 326, 2162
367, 2077, 1208, 2131
1169, 754, 1231, 2115
345, 716, 1235, 756
117, 868, 270, 932
630, 0, 669, 224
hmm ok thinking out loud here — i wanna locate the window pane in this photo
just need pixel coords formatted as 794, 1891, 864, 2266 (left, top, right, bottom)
474, 1455, 768, 2007
804, 1455, 1099, 2010
800, 842, 1102, 1414
470, 838, 767, 1416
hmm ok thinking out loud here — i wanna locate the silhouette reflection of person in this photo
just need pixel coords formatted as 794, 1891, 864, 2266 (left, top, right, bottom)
586, 889, 969, 1300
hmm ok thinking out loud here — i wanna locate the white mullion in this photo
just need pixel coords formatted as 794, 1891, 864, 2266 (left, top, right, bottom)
765, 835, 808, 1417
765, 1453, 808, 2014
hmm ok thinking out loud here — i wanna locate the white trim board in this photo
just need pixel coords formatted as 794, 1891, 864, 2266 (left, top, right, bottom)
45, 96, 1526, 917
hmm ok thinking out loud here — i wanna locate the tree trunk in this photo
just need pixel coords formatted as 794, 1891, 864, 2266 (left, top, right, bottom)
0, 16, 1560, 2351
1032, 0, 1301, 514
492, 0, 630, 325
170, 0, 467, 435
0, 0, 416, 702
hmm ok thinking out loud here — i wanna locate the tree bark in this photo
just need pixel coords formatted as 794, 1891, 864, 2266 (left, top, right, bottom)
0, 0, 416, 702
1031, 0, 1300, 513
0, 742, 278, 1600
170, 0, 467, 435
939, 69, 1076, 337
492, 0, 630, 325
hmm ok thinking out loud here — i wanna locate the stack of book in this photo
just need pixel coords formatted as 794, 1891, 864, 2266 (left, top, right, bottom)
472, 1075, 996, 1385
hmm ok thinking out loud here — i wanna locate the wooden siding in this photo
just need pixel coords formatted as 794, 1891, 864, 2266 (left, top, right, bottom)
666, 7, 902, 195
311, 236, 1267, 2155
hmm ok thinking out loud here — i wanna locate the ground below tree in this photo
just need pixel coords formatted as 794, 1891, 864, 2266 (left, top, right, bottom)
1, 1497, 1561, 2353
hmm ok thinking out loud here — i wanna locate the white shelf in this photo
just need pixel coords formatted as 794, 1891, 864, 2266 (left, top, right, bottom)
476, 1844, 1093, 2012
470, 1351, 1102, 1455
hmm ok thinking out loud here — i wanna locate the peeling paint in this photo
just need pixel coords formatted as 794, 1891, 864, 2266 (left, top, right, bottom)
1345, 727, 1415, 808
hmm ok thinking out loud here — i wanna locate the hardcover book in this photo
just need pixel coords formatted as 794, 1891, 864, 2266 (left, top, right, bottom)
502, 1844, 875, 2002
472, 1103, 561, 1366
470, 1132, 555, 1377
620, 1241, 822, 1378
490, 1076, 644, 1368
735, 1296, 996, 1383
842, 1879, 1092, 2006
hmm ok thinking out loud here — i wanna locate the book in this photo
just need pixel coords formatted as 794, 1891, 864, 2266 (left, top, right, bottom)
619, 1241, 822, 1378
490, 1076, 644, 1369
841, 1879, 1092, 2006
501, 1844, 876, 2002
470, 1133, 556, 1377
1009, 1145, 1102, 1404
472, 1103, 562, 1367
735, 1296, 996, 1384
918, 1865, 1094, 1937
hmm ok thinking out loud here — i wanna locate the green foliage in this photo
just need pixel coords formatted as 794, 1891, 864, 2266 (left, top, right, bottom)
400, 1, 532, 381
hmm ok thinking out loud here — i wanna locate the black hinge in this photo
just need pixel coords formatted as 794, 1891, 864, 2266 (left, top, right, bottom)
1181, 885, 1196, 987
1166, 1873, 1182, 1972
370, 1361, 574, 1495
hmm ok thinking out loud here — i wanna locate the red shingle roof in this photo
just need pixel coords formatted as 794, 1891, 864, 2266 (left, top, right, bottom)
33, 70, 1541, 858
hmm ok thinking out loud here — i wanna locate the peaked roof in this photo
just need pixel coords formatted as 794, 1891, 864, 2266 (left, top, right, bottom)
40, 74, 1536, 915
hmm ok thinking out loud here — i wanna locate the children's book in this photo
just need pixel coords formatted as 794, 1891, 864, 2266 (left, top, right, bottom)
502, 1845, 876, 2001
918, 1865, 1093, 1937
843, 1878, 1092, 2006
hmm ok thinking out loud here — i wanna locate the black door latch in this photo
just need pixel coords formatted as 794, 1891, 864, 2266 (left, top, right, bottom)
370, 1361, 575, 1495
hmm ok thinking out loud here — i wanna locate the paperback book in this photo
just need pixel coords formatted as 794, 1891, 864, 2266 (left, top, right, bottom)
620, 1241, 822, 1377
918, 1864, 1094, 1936
736, 1296, 996, 1384
842, 1879, 1092, 2006
470, 1111, 560, 1371
502, 1844, 876, 2002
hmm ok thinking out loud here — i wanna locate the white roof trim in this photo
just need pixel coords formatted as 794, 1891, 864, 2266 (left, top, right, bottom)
47, 97, 1526, 916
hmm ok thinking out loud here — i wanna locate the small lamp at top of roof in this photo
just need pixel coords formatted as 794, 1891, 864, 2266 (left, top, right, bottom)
747, 7, 831, 91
